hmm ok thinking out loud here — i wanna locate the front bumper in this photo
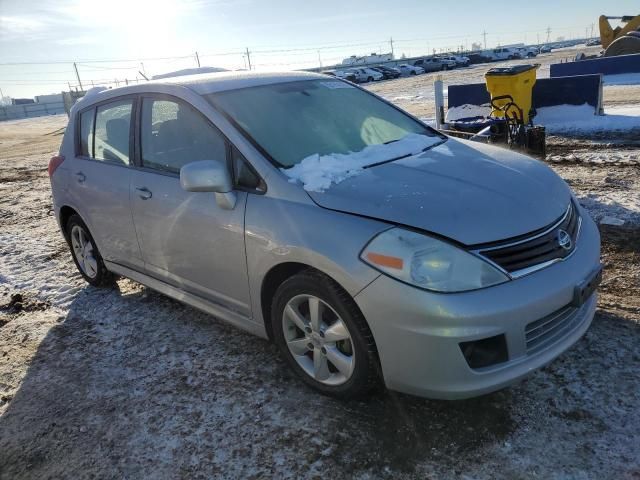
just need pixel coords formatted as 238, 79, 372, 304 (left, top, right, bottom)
354, 212, 601, 400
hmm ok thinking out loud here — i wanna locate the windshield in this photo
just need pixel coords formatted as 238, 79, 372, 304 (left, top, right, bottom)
206, 79, 440, 168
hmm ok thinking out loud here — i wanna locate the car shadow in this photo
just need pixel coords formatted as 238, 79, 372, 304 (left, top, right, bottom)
1, 274, 638, 478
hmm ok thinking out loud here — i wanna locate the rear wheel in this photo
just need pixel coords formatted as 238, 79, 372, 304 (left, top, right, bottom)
410, 70, 416, 75
272, 270, 380, 399
442, 64, 448, 71
66, 214, 113, 287
367, 76, 373, 82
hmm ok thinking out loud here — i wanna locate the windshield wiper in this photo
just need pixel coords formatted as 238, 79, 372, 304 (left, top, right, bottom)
363, 138, 448, 169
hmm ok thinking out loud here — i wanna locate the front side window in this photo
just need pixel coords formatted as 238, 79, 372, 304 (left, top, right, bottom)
140, 98, 227, 174
94, 99, 133, 165
208, 79, 441, 168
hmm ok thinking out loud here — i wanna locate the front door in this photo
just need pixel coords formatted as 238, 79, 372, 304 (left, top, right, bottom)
130, 96, 251, 316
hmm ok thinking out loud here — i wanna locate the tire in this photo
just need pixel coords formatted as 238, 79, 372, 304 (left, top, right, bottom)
367, 76, 373, 82
65, 214, 114, 287
410, 71, 416, 75
442, 64, 448, 71
271, 270, 381, 399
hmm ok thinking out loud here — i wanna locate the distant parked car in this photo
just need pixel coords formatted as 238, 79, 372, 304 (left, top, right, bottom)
539, 45, 552, 53
414, 57, 456, 72
517, 47, 538, 58
332, 70, 357, 82
439, 55, 469, 67
397, 64, 425, 75
586, 39, 601, 47
485, 47, 522, 61
371, 65, 401, 79
348, 68, 384, 83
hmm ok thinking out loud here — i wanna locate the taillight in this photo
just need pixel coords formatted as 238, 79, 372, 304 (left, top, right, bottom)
48, 155, 65, 177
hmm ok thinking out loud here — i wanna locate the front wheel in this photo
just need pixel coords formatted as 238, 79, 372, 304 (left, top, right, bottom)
66, 214, 113, 287
272, 270, 380, 399
442, 64, 448, 71
410, 70, 416, 75
367, 76, 373, 82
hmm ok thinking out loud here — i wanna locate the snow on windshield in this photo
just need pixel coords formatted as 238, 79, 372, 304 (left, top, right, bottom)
281, 133, 443, 192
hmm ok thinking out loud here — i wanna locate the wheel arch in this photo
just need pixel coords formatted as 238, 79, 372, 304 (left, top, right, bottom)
260, 262, 366, 342
59, 205, 80, 239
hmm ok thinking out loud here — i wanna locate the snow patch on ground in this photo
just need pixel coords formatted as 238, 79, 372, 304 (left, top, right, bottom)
578, 192, 640, 225
537, 103, 640, 133
548, 149, 640, 165
281, 133, 443, 192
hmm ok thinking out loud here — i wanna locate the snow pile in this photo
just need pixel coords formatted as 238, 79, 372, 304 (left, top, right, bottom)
282, 133, 442, 192
536, 103, 640, 133
445, 103, 491, 122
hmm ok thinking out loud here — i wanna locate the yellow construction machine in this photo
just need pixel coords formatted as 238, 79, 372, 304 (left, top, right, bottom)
599, 14, 640, 56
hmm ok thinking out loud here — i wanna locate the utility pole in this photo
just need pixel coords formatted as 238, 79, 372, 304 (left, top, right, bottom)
317, 50, 322, 68
482, 30, 487, 50
537, 33, 540, 46
590, 23, 595, 39
546, 26, 551, 43
140, 62, 147, 77
245, 47, 252, 71
195, 51, 201, 67
389, 37, 394, 57
73, 62, 84, 91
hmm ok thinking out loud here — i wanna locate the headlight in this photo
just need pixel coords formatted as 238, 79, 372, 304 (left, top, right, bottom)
360, 228, 509, 292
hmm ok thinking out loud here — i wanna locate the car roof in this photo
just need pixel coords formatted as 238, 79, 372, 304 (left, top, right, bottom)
156, 70, 329, 94
77, 70, 329, 105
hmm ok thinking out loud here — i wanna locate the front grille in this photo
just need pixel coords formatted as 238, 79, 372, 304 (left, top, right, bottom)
477, 202, 580, 274
525, 304, 584, 353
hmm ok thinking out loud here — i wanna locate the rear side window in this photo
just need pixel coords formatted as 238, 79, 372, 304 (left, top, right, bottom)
79, 109, 94, 157
94, 100, 133, 165
140, 98, 226, 174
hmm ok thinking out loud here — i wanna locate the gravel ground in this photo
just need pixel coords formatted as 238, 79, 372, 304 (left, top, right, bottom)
1, 69, 640, 479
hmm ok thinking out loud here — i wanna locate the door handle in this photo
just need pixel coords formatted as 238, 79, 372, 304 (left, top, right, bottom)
135, 186, 152, 200
75, 171, 86, 183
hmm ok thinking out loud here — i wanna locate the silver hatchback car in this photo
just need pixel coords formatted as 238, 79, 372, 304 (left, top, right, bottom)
49, 71, 601, 400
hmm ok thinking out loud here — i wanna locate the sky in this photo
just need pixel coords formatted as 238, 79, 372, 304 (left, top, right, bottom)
0, 0, 638, 98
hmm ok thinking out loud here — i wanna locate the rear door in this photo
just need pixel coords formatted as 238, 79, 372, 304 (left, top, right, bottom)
129, 95, 251, 315
66, 97, 143, 270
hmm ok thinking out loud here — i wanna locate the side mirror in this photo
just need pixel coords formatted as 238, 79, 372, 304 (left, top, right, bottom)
180, 160, 236, 210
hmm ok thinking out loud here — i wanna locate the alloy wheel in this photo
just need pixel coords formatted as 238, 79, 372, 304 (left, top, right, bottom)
70, 225, 98, 279
282, 294, 355, 386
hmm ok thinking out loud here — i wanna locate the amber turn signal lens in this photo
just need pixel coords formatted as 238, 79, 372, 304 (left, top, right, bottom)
365, 252, 404, 270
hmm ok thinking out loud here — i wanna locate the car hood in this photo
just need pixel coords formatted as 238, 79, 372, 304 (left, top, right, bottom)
306, 138, 571, 245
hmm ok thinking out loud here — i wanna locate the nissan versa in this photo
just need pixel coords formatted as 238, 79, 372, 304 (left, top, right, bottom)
49, 71, 602, 400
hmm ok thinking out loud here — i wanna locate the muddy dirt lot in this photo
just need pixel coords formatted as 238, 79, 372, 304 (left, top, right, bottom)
1, 69, 640, 479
